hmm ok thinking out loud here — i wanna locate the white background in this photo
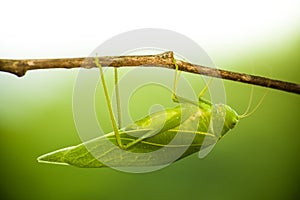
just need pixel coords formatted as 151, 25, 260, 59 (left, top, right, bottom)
1, 0, 299, 59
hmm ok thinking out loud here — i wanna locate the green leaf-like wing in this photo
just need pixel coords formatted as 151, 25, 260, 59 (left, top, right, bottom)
37, 102, 236, 168
38, 129, 218, 168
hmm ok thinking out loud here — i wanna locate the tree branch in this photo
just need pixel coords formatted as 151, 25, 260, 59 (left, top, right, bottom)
0, 51, 299, 95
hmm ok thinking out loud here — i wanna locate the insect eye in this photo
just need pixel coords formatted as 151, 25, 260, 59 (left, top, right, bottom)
232, 118, 239, 127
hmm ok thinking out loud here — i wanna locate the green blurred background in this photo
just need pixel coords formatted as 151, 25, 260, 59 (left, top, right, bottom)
0, 31, 299, 200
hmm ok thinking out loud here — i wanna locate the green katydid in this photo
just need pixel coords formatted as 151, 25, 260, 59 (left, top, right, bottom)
37, 55, 261, 168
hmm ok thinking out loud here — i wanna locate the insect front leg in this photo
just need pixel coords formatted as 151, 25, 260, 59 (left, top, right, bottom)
198, 78, 213, 99
171, 58, 201, 105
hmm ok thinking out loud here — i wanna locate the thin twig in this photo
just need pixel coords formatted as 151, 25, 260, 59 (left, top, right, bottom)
0, 51, 299, 95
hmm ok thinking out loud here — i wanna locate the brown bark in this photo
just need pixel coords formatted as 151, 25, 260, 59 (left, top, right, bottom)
0, 51, 299, 95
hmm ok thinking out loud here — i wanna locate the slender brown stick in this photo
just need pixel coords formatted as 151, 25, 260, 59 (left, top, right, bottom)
0, 51, 299, 94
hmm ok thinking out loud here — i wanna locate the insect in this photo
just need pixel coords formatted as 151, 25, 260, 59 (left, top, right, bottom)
38, 55, 262, 168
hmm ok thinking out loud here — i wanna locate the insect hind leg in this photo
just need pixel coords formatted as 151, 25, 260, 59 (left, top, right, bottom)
95, 56, 124, 149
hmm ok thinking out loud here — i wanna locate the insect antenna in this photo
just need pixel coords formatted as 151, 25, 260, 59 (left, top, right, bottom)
240, 85, 254, 117
239, 86, 268, 119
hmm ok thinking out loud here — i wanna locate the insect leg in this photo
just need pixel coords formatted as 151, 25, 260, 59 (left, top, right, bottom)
171, 58, 198, 105
114, 67, 122, 128
198, 78, 213, 99
95, 56, 124, 149
171, 58, 182, 103
124, 129, 159, 149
